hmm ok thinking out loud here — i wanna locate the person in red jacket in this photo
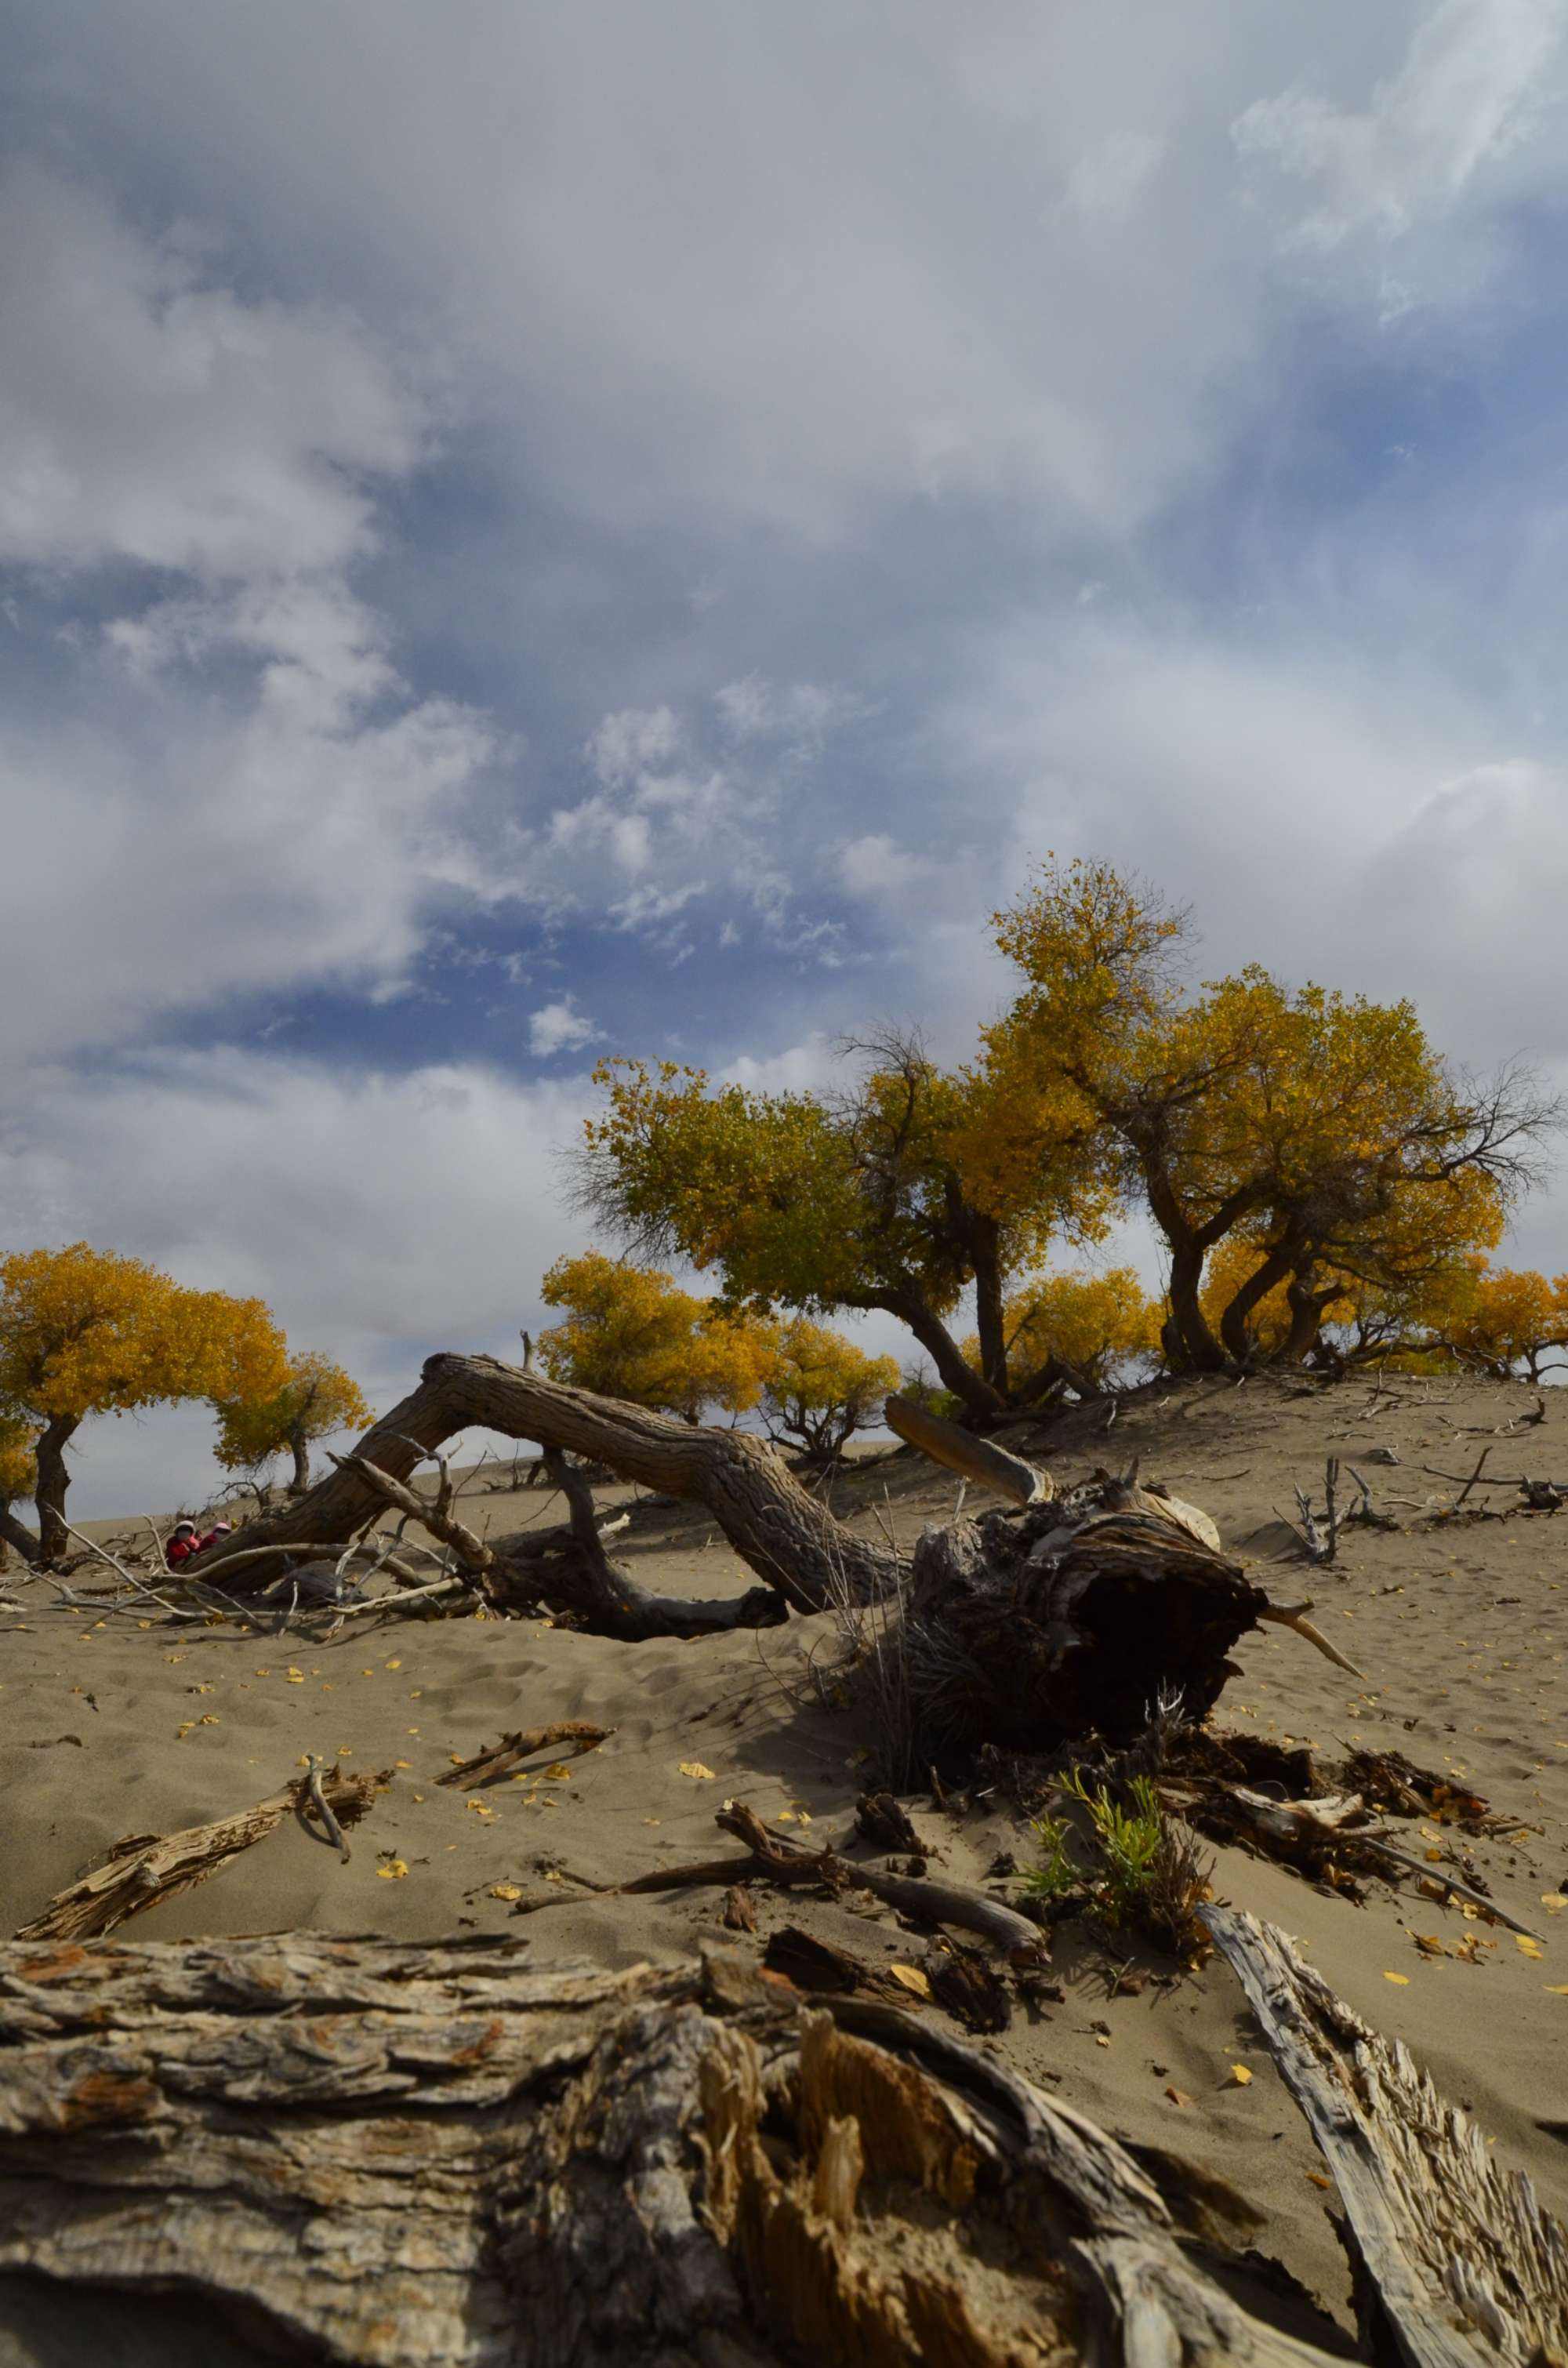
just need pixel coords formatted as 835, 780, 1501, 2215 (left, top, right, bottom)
197, 1520, 233, 1552
165, 1520, 201, 1568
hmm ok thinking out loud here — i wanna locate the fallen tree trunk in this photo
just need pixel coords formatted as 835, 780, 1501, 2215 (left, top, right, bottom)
191, 1351, 902, 1617
902, 1476, 1356, 1758
1206, 1905, 1568, 2368
0, 1927, 1356, 2366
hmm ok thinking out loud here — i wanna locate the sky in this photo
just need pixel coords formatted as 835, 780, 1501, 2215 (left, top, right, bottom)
4, 0, 1568, 1511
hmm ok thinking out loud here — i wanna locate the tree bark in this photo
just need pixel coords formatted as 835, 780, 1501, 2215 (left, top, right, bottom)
967, 1212, 1010, 1396
0, 1928, 1356, 2367
192, 1353, 903, 1611
285, 1422, 310, 1498
0, 1505, 39, 1567
32, 1414, 80, 1564
1218, 1239, 1298, 1367
860, 1283, 1005, 1422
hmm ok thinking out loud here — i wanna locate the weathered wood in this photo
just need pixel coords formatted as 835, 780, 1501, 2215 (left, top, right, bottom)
884, 1392, 1054, 1505
194, 1351, 903, 1614
0, 1928, 1352, 2366
14, 1765, 391, 1942
437, 1721, 612, 1789
904, 1487, 1276, 1756
1205, 1904, 1568, 2368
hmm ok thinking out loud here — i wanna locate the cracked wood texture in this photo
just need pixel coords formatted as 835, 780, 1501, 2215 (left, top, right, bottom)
192, 1351, 902, 1612
0, 1930, 1353, 2368
1205, 1905, 1568, 2368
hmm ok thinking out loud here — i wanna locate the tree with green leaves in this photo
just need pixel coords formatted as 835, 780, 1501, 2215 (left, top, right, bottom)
573, 1027, 1109, 1422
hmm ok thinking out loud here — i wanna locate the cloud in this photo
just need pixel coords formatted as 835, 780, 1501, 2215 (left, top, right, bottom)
0, 164, 424, 579
1234, 0, 1566, 252
836, 834, 934, 899
528, 996, 601, 1057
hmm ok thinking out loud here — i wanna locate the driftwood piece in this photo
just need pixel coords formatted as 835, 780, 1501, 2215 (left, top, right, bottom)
14, 1766, 390, 1941
437, 1721, 612, 1789
0, 1928, 1353, 2366
1206, 1904, 1568, 2368
715, 1802, 1043, 1953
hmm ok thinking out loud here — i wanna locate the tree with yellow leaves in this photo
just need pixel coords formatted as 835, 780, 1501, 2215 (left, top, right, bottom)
758, 1315, 901, 1465
536, 1252, 774, 1423
970, 1267, 1163, 1400
573, 1027, 1109, 1422
1421, 1262, 1568, 1382
213, 1351, 373, 1498
0, 1244, 288, 1560
0, 1413, 38, 1569
989, 859, 1556, 1373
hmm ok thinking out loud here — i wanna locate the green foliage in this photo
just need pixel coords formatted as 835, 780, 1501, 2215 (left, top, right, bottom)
1022, 1766, 1212, 1962
1059, 1767, 1164, 1925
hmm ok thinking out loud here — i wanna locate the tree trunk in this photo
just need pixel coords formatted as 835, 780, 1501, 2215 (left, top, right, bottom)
285, 1422, 310, 1497
0, 1928, 1357, 2367
968, 1215, 1009, 1397
0, 1504, 38, 1567
32, 1414, 80, 1564
863, 1284, 1005, 1423
1165, 1237, 1225, 1372
194, 1353, 902, 1611
1218, 1240, 1297, 1367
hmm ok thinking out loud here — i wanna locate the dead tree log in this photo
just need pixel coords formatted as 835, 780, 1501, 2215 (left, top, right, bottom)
191, 1352, 902, 1620
0, 1927, 1355, 2366
1206, 1905, 1568, 2368
902, 1474, 1360, 1759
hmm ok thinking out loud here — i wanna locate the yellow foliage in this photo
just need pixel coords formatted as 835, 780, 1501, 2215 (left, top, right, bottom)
1439, 1262, 1568, 1379
0, 1412, 37, 1505
990, 860, 1523, 1368
0, 1244, 287, 1426
213, 1352, 373, 1473
537, 1252, 773, 1420
760, 1314, 901, 1458
997, 1267, 1163, 1391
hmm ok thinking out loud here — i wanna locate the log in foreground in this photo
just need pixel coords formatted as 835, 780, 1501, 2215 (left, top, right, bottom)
0, 1926, 1368, 2367
1206, 1905, 1568, 2368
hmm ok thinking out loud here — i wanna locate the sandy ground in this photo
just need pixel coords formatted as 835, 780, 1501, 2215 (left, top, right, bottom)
2, 1370, 1566, 2344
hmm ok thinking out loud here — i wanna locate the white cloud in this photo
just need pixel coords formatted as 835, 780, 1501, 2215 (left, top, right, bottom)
0, 1048, 600, 1509
528, 996, 601, 1057
586, 705, 682, 787
836, 834, 933, 899
0, 164, 423, 579
1234, 0, 1566, 252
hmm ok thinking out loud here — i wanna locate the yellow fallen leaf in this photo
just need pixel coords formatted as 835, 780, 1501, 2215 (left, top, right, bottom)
642, 1818, 661, 1827
1094, 2035, 1110, 2048
1226, 2065, 1254, 2087
1383, 1971, 1410, 1985
285, 1671, 305, 1685
1164, 2086, 1192, 2107
679, 1762, 717, 1781
1544, 1985, 1568, 1996
1305, 2172, 1332, 2191
384, 1659, 401, 1670
200, 1715, 220, 1726
376, 1860, 408, 1880
394, 1760, 412, 1770
1515, 1935, 1544, 1959
776, 1810, 796, 1823
887, 1964, 930, 1999
449, 1754, 466, 1765
489, 1883, 523, 1901
542, 1763, 573, 1781
1542, 1894, 1567, 1913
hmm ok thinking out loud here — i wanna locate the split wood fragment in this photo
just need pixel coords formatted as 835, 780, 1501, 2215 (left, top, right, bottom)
436, 1720, 612, 1788
14, 1763, 391, 1941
